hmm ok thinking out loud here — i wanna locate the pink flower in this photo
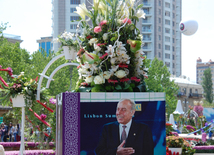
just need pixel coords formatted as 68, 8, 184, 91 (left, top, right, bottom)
123, 18, 132, 24
0, 65, 2, 69
94, 26, 102, 33
7, 67, 13, 73
202, 133, 207, 142
49, 98, 56, 104
99, 20, 107, 26
99, 53, 108, 59
193, 105, 203, 116
40, 114, 47, 120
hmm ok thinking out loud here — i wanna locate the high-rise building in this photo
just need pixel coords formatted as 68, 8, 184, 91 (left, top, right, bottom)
196, 57, 214, 92
52, 0, 182, 76
141, 0, 182, 77
36, 36, 53, 56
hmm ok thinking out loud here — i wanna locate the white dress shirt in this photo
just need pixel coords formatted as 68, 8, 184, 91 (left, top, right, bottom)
119, 119, 132, 141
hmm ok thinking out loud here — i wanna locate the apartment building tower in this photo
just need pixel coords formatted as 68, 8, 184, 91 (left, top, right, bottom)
196, 57, 214, 92
52, 0, 182, 76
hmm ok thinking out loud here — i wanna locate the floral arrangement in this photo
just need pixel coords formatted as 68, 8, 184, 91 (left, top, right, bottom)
54, 31, 78, 50
193, 104, 204, 116
68, 0, 148, 92
0, 72, 39, 106
166, 123, 174, 136
182, 139, 195, 155
194, 145, 214, 153
166, 136, 184, 148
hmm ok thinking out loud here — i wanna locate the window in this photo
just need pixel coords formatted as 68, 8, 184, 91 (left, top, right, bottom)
173, 55, 175, 60
158, 44, 161, 49
70, 0, 80, 4
173, 63, 175, 68
159, 52, 161, 58
173, 38, 175, 43
165, 19, 170, 25
173, 13, 175, 18
165, 53, 170, 59
165, 36, 170, 42
165, 45, 170, 50
165, 11, 170, 17
158, 9, 161, 15
173, 30, 175, 35
70, 16, 80, 21
165, 28, 170, 34
159, 35, 161, 40
165, 62, 170, 67
143, 8, 149, 14
173, 21, 175, 26
70, 8, 77, 13
158, 26, 161, 32
173, 4, 175, 10
159, 1, 161, 6
195, 89, 198, 93
159, 18, 161, 23
173, 46, 175, 51
165, 2, 170, 8
70, 24, 77, 29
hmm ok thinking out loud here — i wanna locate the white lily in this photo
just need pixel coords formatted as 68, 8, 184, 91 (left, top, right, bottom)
75, 3, 92, 20
136, 9, 145, 19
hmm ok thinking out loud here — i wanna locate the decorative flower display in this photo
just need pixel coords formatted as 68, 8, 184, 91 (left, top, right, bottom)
67, 0, 148, 92
166, 136, 184, 148
54, 31, 78, 48
193, 105, 204, 116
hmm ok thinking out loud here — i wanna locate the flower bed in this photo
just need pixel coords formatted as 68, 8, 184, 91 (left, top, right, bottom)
5, 149, 55, 155
0, 142, 54, 151
193, 145, 214, 153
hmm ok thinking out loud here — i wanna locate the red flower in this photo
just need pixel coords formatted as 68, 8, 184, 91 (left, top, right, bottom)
99, 53, 108, 59
166, 123, 173, 126
77, 48, 85, 57
86, 35, 92, 39
97, 43, 107, 46
80, 82, 89, 86
119, 64, 128, 68
130, 77, 141, 82
123, 18, 132, 24
120, 78, 129, 82
77, 65, 81, 69
108, 79, 118, 84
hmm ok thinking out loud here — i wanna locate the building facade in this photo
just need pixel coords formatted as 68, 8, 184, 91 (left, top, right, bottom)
196, 57, 214, 92
52, 0, 182, 76
3, 33, 23, 44
141, 0, 182, 77
170, 76, 203, 112
36, 36, 53, 55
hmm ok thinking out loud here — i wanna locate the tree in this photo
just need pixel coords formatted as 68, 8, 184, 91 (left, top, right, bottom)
202, 68, 213, 103
145, 58, 179, 116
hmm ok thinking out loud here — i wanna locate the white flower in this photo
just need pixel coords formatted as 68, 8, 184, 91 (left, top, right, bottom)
110, 58, 116, 65
136, 9, 145, 19
103, 71, 111, 79
94, 44, 101, 52
20, 72, 24, 75
114, 70, 126, 78
88, 38, 98, 45
94, 74, 105, 84
74, 3, 92, 20
85, 76, 94, 83
103, 33, 108, 40
105, 45, 115, 57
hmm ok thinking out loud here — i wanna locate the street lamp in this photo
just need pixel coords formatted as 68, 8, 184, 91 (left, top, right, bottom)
183, 99, 189, 113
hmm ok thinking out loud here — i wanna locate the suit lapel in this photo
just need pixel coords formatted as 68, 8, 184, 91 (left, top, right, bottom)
125, 121, 137, 147
113, 122, 120, 146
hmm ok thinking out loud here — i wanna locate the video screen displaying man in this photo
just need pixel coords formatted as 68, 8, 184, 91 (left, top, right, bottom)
95, 98, 154, 155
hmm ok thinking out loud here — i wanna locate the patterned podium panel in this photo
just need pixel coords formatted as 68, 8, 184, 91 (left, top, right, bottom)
57, 92, 166, 155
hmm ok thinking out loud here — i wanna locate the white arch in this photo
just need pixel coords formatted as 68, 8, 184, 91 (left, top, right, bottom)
46, 62, 79, 89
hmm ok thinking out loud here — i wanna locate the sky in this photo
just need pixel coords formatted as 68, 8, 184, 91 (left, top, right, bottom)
0, 0, 214, 82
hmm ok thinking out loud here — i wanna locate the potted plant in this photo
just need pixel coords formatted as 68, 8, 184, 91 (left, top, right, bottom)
166, 136, 184, 154
0, 72, 41, 107
54, 31, 78, 60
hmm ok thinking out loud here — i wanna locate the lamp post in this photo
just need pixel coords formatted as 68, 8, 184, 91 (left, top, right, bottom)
183, 98, 189, 113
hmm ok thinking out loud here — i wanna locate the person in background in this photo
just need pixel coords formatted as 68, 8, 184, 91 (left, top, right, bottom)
3, 123, 8, 142
8, 122, 14, 142
13, 125, 18, 142
0, 123, 5, 142
16, 124, 21, 142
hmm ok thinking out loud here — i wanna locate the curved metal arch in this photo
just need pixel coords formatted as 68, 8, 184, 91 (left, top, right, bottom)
184, 110, 198, 118
46, 63, 79, 89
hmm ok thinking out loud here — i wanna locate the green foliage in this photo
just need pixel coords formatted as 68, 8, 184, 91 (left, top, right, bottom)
144, 57, 179, 116
202, 68, 213, 103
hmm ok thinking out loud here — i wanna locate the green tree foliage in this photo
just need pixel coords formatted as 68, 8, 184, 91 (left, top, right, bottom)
202, 68, 213, 103
145, 57, 179, 116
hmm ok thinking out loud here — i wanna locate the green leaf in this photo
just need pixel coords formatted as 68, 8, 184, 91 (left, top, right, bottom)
124, 82, 130, 90
131, 16, 139, 22
136, 4, 144, 10
79, 86, 92, 92
115, 85, 122, 90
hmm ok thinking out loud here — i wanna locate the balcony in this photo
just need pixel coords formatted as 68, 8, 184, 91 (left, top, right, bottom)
189, 93, 203, 98
177, 92, 186, 97
142, 29, 152, 33
143, 3, 152, 7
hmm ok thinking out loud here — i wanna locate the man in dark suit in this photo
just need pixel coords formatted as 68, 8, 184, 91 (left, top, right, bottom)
95, 99, 154, 155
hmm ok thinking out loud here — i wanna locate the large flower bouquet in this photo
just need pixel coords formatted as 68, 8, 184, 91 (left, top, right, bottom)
71, 0, 148, 92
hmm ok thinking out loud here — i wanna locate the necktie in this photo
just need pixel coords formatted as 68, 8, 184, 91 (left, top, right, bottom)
121, 125, 127, 144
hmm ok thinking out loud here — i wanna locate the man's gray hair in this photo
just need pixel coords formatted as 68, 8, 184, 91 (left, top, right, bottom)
118, 98, 136, 111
